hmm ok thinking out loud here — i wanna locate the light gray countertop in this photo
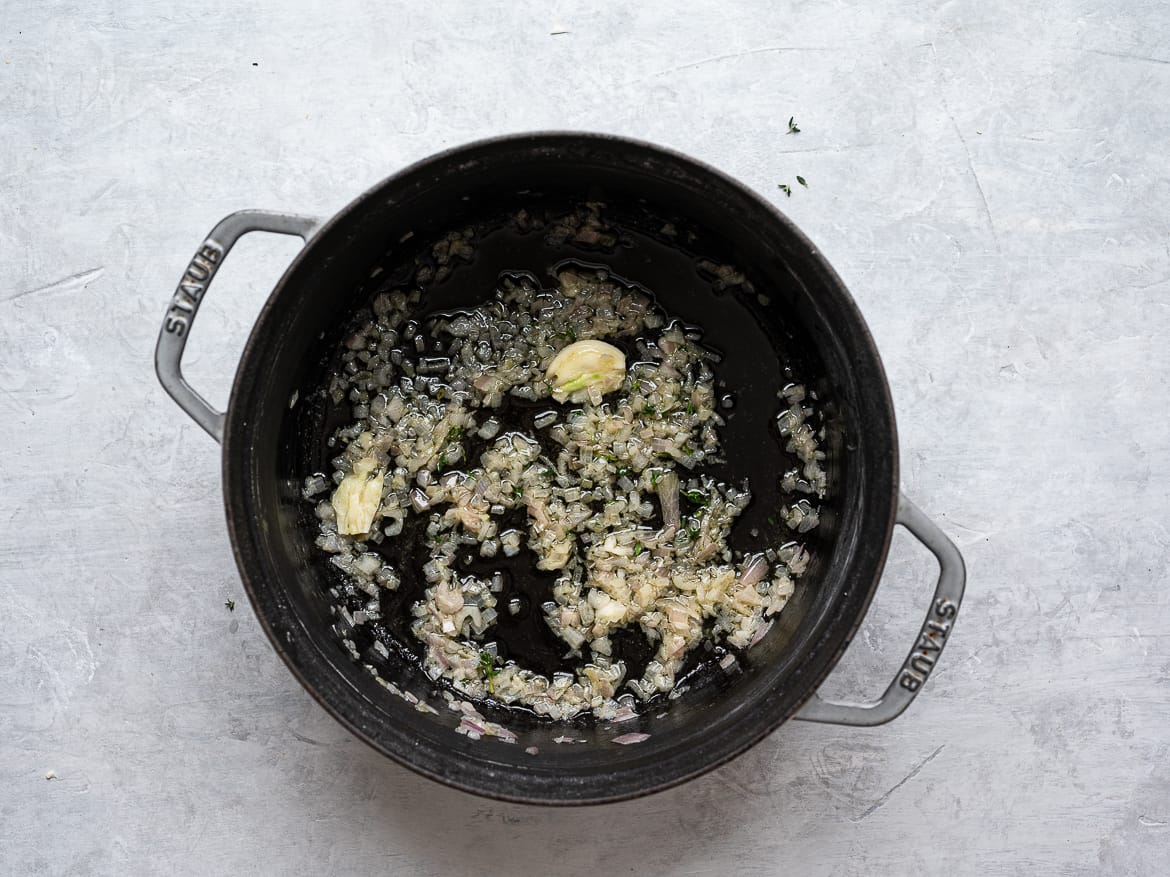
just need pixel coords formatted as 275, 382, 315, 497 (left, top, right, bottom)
2, 2, 1168, 874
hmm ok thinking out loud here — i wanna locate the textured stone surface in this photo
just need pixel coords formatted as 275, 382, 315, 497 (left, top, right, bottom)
2, 1, 1168, 874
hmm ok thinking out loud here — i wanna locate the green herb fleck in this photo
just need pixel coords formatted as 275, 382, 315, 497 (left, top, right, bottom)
478, 650, 501, 693
435, 387, 447, 401
686, 401, 696, 416
687, 526, 700, 541
224, 599, 235, 612
447, 426, 465, 442
683, 489, 707, 505
616, 466, 632, 479
512, 485, 524, 499
631, 379, 642, 392
797, 175, 808, 188
650, 470, 662, 487
643, 404, 657, 416
778, 184, 792, 197
787, 116, 800, 134
633, 541, 645, 557
436, 455, 449, 472
541, 468, 554, 479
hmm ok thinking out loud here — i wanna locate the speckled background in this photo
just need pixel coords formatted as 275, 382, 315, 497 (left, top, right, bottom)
2, 2, 1168, 874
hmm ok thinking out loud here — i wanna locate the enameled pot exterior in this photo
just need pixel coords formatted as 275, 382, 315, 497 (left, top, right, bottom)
156, 133, 965, 804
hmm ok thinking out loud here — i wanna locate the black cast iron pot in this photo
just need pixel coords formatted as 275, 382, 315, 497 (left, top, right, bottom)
155, 133, 965, 805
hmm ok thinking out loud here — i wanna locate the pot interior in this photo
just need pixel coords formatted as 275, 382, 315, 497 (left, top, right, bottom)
224, 135, 898, 803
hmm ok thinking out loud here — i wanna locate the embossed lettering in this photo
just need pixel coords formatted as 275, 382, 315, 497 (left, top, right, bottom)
186, 259, 210, 282
916, 631, 942, 654
173, 287, 199, 310
910, 654, 936, 676
167, 240, 224, 325
934, 598, 958, 619
898, 599, 959, 696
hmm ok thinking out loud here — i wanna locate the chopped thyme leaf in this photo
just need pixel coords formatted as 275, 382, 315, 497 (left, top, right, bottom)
478, 650, 501, 693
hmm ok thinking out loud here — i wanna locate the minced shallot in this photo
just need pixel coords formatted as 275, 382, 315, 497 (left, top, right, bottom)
307, 266, 824, 720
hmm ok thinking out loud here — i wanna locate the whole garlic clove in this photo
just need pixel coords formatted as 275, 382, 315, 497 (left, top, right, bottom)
332, 454, 385, 535
545, 339, 626, 403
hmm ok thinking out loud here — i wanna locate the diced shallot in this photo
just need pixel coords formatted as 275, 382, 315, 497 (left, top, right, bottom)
740, 554, 770, 588
612, 733, 651, 745
434, 585, 464, 614
657, 471, 680, 532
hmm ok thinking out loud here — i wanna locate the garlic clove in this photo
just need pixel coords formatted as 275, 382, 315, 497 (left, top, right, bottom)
545, 339, 626, 403
332, 454, 385, 535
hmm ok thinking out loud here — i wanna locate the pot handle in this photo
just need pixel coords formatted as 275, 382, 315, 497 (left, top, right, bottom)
793, 493, 966, 726
154, 210, 321, 444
